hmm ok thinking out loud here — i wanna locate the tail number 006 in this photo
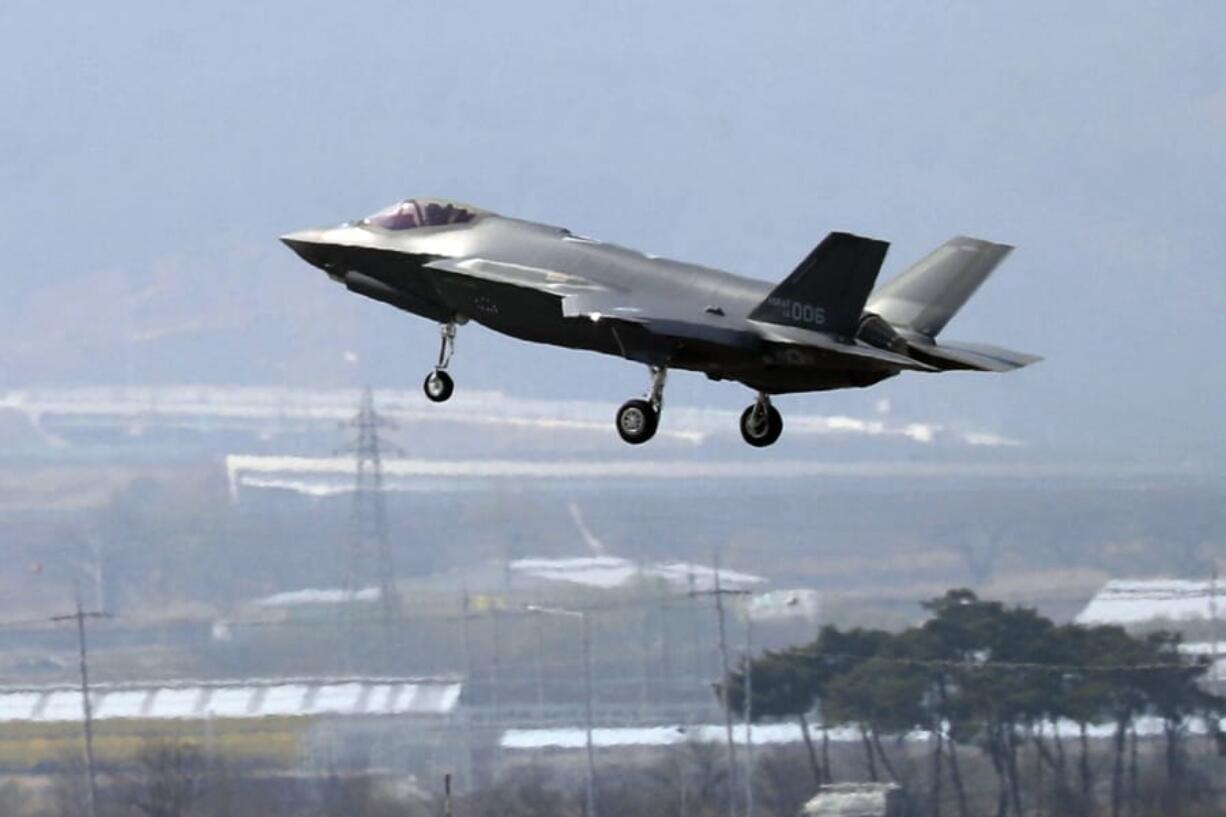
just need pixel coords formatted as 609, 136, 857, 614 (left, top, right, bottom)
788, 301, 825, 326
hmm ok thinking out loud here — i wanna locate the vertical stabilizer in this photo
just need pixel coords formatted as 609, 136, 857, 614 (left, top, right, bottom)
748, 232, 889, 338
866, 236, 1012, 338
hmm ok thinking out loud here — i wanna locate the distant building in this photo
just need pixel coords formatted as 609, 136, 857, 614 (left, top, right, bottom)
801, 782, 903, 817
507, 556, 767, 592
212, 586, 383, 639
0, 676, 464, 778
254, 587, 382, 609
747, 589, 821, 624
1180, 642, 1226, 690
252, 586, 382, 622
501, 723, 870, 750
1076, 579, 1223, 625
0, 676, 458, 724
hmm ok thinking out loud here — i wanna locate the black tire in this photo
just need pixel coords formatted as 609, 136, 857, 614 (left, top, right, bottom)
616, 399, 659, 445
740, 404, 783, 447
423, 370, 455, 403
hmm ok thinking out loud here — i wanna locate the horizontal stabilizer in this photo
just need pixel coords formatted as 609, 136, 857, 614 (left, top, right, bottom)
905, 339, 1041, 372
749, 232, 889, 338
755, 323, 938, 372
867, 236, 1012, 338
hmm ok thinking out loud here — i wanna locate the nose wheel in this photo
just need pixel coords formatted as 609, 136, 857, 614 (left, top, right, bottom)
616, 366, 667, 444
740, 394, 783, 447
423, 370, 454, 403
423, 322, 458, 403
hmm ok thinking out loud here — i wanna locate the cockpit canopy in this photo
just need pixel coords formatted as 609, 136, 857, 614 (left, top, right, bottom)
362, 198, 481, 231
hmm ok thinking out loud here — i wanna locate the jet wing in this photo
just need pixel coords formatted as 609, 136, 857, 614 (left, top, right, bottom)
427, 258, 760, 351
424, 257, 614, 294
751, 321, 938, 371
561, 292, 762, 350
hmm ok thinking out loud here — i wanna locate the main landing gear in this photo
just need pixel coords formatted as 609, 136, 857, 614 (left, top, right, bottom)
423, 322, 457, 403
616, 366, 667, 445
614, 372, 784, 447
740, 392, 783, 447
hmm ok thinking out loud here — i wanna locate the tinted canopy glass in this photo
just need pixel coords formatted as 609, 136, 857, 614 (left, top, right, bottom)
363, 199, 479, 231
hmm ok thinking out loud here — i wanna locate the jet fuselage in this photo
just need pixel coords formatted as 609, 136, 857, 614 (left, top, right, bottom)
282, 197, 1037, 446
285, 212, 893, 394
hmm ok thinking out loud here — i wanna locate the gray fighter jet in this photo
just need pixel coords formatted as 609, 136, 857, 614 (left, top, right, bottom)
282, 198, 1038, 447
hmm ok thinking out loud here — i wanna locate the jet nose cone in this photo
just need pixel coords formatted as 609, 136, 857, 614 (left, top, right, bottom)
280, 229, 332, 269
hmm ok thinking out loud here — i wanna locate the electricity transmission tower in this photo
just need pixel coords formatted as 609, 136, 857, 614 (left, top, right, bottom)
339, 387, 402, 668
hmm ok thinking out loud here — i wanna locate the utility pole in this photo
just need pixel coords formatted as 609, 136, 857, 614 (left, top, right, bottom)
640, 596, 651, 719
461, 591, 474, 684
580, 610, 597, 817
459, 591, 476, 794
526, 605, 596, 817
339, 387, 402, 670
51, 594, 107, 817
714, 568, 737, 817
691, 560, 750, 817
82, 534, 106, 615
534, 606, 547, 711
1211, 567, 1221, 685
657, 583, 673, 694
490, 609, 502, 726
688, 571, 703, 683
743, 609, 755, 817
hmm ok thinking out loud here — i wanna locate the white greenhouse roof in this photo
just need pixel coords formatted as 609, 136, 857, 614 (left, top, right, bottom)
503, 715, 1226, 750
0, 677, 461, 723
254, 587, 381, 607
1075, 579, 1223, 625
507, 556, 766, 592
509, 557, 640, 589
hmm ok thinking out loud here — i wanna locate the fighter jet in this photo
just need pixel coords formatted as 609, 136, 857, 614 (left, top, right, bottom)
282, 198, 1038, 447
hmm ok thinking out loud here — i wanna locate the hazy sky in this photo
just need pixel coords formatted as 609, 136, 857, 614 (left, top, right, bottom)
2, 2, 1223, 460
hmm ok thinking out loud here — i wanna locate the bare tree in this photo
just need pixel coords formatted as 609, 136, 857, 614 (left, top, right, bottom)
124, 741, 204, 817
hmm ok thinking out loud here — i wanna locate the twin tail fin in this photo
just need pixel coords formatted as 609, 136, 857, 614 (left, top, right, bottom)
748, 232, 889, 339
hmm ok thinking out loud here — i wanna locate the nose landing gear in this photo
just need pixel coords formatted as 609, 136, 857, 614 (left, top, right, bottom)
616, 366, 667, 444
423, 322, 457, 403
740, 393, 783, 447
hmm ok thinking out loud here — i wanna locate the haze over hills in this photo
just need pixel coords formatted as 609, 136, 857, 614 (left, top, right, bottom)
2, 2, 1224, 466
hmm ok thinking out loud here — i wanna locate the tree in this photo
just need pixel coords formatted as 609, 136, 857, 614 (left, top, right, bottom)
725, 625, 893, 786
825, 654, 927, 785
816, 628, 915, 785
726, 644, 824, 784
731, 588, 1226, 817
1134, 630, 1223, 816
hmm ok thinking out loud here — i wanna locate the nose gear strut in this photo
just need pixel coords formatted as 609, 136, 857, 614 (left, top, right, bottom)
423, 322, 457, 403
